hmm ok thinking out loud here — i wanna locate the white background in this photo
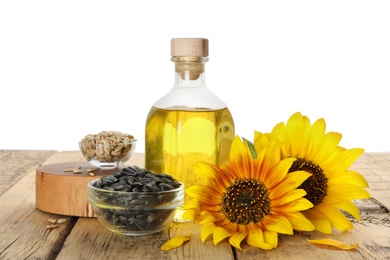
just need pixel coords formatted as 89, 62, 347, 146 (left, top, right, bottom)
1, 1, 389, 153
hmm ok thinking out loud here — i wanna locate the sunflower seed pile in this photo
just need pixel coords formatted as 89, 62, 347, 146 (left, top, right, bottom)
92, 165, 181, 193
80, 131, 136, 162
90, 166, 183, 233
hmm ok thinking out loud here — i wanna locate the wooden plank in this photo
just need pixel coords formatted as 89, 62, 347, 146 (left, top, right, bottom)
0, 151, 83, 260
350, 152, 390, 210
1, 151, 389, 259
0, 149, 57, 196
56, 219, 234, 260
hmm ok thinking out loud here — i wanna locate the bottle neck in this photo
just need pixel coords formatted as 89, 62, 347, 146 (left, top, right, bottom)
152, 55, 227, 109
172, 56, 208, 87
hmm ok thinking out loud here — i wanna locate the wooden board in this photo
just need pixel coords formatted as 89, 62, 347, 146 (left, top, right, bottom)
1, 151, 390, 259
0, 149, 57, 196
36, 161, 120, 217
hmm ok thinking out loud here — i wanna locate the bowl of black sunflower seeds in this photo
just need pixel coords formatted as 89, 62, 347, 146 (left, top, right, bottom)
87, 165, 184, 236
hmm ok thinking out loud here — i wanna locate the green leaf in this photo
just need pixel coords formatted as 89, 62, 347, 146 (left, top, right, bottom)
243, 138, 257, 159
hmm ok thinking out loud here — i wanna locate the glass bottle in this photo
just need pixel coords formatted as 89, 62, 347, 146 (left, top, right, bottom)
145, 38, 235, 221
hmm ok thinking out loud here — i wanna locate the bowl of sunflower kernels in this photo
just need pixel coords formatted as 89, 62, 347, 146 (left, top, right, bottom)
79, 131, 137, 170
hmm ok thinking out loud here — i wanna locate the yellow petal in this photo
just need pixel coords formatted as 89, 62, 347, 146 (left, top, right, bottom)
183, 197, 200, 209
316, 205, 354, 232
193, 163, 231, 191
213, 226, 234, 245
323, 197, 361, 222
328, 170, 369, 188
185, 185, 220, 205
269, 122, 291, 157
303, 210, 333, 234
285, 112, 305, 157
307, 239, 359, 250
270, 170, 311, 199
331, 148, 364, 172
254, 131, 273, 150
263, 157, 294, 189
160, 234, 191, 251
262, 215, 293, 235
246, 223, 274, 250
229, 136, 255, 178
271, 189, 307, 207
311, 219, 333, 234
280, 197, 314, 212
182, 208, 197, 221
327, 184, 371, 200
201, 222, 216, 242
199, 211, 218, 224
314, 132, 342, 164
306, 117, 326, 157
255, 142, 283, 180
323, 146, 363, 175
281, 212, 315, 232
263, 230, 278, 248
228, 227, 248, 250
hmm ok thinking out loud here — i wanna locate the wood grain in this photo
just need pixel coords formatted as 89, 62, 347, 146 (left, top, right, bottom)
0, 149, 56, 196
0, 151, 81, 260
36, 161, 120, 217
57, 219, 234, 260
350, 152, 390, 210
0, 151, 389, 259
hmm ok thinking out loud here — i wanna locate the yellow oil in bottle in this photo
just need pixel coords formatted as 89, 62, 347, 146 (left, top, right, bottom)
145, 106, 235, 213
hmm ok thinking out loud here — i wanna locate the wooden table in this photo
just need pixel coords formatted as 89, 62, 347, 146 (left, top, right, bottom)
0, 150, 389, 260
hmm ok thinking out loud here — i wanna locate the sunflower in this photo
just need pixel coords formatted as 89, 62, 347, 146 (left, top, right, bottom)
254, 112, 371, 234
183, 135, 315, 250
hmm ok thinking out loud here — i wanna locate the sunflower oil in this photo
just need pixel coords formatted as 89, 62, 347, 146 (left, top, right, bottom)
145, 106, 234, 189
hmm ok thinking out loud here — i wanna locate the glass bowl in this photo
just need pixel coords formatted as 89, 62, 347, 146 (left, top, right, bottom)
88, 166, 184, 236
79, 139, 136, 170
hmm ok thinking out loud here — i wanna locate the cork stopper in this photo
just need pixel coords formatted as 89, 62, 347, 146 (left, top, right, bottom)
171, 38, 209, 57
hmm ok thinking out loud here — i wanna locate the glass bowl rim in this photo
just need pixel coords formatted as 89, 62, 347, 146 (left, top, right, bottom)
79, 139, 137, 146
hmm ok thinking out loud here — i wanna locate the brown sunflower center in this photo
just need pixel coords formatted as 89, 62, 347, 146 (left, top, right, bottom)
220, 178, 270, 225
288, 158, 328, 206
